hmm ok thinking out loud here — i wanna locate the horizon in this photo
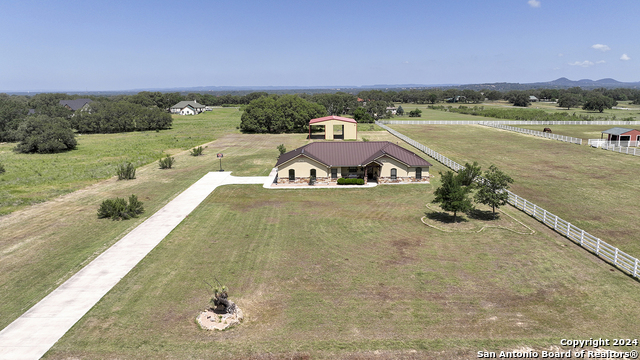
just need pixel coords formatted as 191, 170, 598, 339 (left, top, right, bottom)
2, 0, 639, 92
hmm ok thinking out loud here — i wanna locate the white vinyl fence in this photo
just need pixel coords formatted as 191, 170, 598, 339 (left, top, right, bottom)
480, 123, 583, 145
375, 121, 640, 279
379, 120, 638, 126
588, 139, 640, 148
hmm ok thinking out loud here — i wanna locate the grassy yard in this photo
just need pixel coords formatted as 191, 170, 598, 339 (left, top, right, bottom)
45, 183, 640, 359
3, 111, 640, 359
0, 109, 242, 215
0, 126, 311, 332
389, 124, 640, 257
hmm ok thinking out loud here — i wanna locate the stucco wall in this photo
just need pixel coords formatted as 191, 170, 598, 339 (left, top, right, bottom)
313, 120, 357, 140
277, 157, 329, 179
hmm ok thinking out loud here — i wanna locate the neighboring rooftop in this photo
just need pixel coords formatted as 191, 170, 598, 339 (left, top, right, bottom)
59, 99, 93, 111
276, 141, 433, 168
170, 100, 206, 109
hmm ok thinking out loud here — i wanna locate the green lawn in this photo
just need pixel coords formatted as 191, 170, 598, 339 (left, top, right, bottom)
0, 109, 241, 215
2, 111, 640, 359
389, 124, 640, 257
45, 183, 640, 359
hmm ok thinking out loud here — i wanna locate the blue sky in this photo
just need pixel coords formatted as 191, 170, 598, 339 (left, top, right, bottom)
1, 0, 638, 91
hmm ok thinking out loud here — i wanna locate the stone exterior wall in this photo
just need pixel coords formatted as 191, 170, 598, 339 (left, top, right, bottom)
377, 176, 431, 184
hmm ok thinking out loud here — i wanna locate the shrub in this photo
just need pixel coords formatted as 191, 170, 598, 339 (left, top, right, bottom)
337, 178, 364, 185
408, 109, 422, 117
117, 162, 136, 180
159, 155, 175, 169
190, 146, 204, 156
0, 162, 5, 174
277, 144, 287, 155
97, 195, 145, 220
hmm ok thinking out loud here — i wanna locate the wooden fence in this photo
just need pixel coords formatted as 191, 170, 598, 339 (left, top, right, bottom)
480, 123, 583, 145
379, 120, 637, 125
375, 121, 640, 279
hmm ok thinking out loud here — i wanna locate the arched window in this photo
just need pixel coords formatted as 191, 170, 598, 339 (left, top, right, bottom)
289, 169, 295, 181
390, 168, 397, 180
416, 167, 422, 179
310, 169, 316, 179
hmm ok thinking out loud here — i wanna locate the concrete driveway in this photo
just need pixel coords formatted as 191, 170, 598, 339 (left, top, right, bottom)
0, 172, 270, 360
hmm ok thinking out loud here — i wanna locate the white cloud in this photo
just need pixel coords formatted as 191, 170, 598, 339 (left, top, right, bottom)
528, 0, 541, 7
592, 44, 611, 52
569, 61, 594, 67
621, 53, 631, 61
596, 60, 606, 64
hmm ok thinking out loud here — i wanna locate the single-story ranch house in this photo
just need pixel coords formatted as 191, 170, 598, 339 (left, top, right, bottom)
59, 99, 93, 111
170, 100, 207, 115
275, 141, 432, 185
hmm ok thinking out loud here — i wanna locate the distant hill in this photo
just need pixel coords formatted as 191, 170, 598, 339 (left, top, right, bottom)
6, 78, 640, 96
458, 78, 640, 91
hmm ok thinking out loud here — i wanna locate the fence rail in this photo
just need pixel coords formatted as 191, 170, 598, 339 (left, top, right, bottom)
481, 123, 583, 145
588, 139, 639, 148
379, 120, 637, 125
375, 121, 640, 279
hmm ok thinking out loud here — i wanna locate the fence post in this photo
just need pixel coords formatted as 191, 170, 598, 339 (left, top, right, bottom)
533, 204, 537, 218
596, 239, 601, 255
554, 215, 558, 230
523, 199, 527, 212
634, 259, 639, 278
566, 223, 571, 237
543, 209, 547, 224
614, 248, 619, 265
580, 230, 584, 246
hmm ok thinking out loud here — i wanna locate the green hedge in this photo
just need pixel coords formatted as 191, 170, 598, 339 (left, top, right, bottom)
337, 178, 364, 185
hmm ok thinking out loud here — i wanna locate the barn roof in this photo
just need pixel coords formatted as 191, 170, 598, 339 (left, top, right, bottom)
276, 141, 432, 168
602, 127, 636, 135
309, 115, 357, 125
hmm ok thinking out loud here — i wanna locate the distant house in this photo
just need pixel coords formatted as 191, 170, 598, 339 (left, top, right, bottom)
386, 106, 398, 115
59, 99, 93, 111
170, 100, 207, 115
275, 141, 432, 185
601, 127, 640, 144
529, 96, 539, 102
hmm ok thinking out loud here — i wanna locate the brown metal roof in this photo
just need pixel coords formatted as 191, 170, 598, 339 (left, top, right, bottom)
276, 141, 433, 167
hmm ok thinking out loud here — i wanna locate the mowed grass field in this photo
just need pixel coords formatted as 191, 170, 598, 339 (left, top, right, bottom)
0, 109, 242, 215
2, 107, 640, 359
390, 123, 640, 257
45, 182, 640, 359
0, 114, 311, 332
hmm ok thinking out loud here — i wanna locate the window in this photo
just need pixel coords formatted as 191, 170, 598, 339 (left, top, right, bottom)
331, 168, 338, 179
416, 167, 422, 179
289, 169, 295, 181
310, 169, 316, 179
390, 168, 397, 180
348, 167, 358, 173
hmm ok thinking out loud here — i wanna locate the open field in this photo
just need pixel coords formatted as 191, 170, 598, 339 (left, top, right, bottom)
390, 124, 640, 257
0, 129, 315, 331
3, 109, 640, 358
516, 125, 638, 143
45, 182, 640, 359
0, 109, 242, 215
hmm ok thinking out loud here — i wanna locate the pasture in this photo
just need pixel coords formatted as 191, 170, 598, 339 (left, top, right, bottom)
0, 109, 241, 216
2, 108, 640, 359
389, 124, 640, 257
